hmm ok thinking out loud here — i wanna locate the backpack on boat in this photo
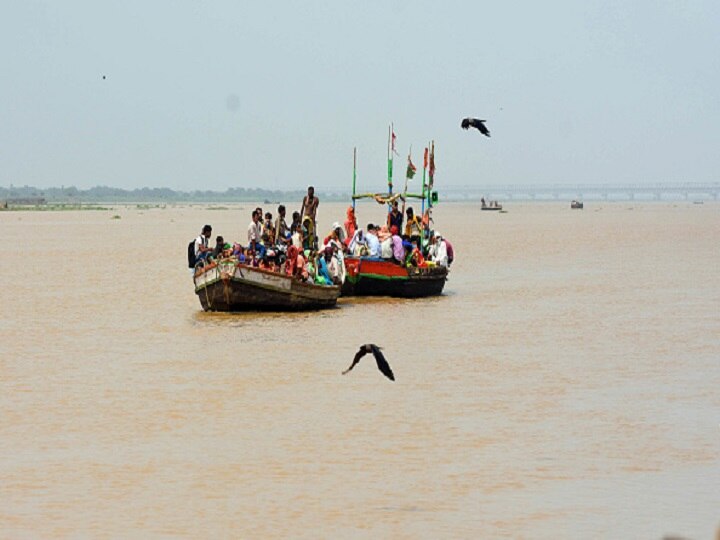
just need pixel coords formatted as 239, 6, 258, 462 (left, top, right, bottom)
188, 240, 196, 268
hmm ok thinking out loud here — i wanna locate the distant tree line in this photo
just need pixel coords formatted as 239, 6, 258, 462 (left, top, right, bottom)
0, 185, 349, 202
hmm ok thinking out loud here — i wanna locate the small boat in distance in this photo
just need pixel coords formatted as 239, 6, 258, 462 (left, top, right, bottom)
571, 200, 584, 209
481, 197, 502, 211
194, 259, 340, 311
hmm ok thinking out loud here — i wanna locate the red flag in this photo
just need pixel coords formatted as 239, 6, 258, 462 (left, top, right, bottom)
423, 147, 428, 169
391, 131, 399, 156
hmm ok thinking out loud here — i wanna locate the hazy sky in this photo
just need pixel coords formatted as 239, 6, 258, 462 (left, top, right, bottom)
1, 1, 718, 191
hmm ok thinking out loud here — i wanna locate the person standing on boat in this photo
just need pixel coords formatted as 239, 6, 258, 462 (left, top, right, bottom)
247, 210, 265, 259
404, 207, 422, 245
262, 211, 276, 245
194, 224, 213, 264
387, 200, 403, 233
274, 205, 290, 245
300, 186, 319, 242
344, 206, 357, 247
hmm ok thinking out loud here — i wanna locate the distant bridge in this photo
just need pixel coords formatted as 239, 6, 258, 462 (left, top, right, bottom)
320, 182, 719, 201
437, 182, 720, 201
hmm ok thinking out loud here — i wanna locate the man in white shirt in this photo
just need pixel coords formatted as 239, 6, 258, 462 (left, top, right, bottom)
428, 232, 449, 267
247, 210, 265, 258
365, 223, 381, 258
194, 224, 213, 264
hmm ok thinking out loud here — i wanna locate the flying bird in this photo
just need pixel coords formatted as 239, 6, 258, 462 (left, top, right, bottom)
343, 344, 395, 381
461, 117, 491, 137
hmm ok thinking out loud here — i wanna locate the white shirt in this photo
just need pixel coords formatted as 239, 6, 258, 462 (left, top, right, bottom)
194, 234, 208, 257
248, 220, 261, 243
429, 239, 448, 267
366, 232, 381, 258
380, 238, 393, 259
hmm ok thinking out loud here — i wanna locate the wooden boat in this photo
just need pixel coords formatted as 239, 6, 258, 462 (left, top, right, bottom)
194, 258, 340, 311
571, 200, 584, 209
342, 257, 447, 297
344, 130, 449, 298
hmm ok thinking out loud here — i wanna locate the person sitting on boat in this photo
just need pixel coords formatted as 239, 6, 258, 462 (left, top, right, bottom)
322, 222, 345, 251
303, 250, 318, 283
444, 237, 454, 267
387, 200, 403, 232
428, 232, 449, 267
290, 222, 303, 250
378, 225, 393, 259
301, 216, 316, 251
232, 243, 247, 264
404, 207, 422, 245
406, 240, 427, 268
401, 239, 413, 266
323, 245, 343, 285
348, 229, 368, 256
193, 224, 215, 265
315, 247, 335, 285
247, 210, 266, 259
274, 205, 291, 245
262, 212, 276, 245
285, 245, 299, 276
344, 206, 357, 247
258, 254, 272, 271
365, 223, 381, 258
291, 210, 301, 233
212, 235, 228, 260
390, 226, 404, 264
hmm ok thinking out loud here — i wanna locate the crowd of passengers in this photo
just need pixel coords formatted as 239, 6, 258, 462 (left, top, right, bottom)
193, 187, 454, 286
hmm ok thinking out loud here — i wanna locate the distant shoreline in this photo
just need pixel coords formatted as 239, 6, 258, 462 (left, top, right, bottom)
1, 183, 718, 207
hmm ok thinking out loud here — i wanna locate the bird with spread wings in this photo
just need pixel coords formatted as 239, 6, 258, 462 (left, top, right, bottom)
343, 344, 395, 381
461, 117, 491, 137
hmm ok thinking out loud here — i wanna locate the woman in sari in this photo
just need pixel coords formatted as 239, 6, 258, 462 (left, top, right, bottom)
343, 206, 357, 247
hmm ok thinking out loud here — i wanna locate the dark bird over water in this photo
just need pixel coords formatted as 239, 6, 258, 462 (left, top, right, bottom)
461, 117, 491, 137
343, 344, 395, 381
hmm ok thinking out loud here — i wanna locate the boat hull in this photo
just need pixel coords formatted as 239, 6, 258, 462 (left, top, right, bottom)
194, 261, 340, 311
341, 257, 447, 298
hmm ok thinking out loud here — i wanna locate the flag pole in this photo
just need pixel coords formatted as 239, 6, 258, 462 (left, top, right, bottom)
421, 144, 428, 217
387, 123, 394, 197
352, 147, 357, 211
400, 145, 412, 227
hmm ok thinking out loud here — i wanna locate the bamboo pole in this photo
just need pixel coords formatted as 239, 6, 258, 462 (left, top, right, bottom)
352, 147, 357, 211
